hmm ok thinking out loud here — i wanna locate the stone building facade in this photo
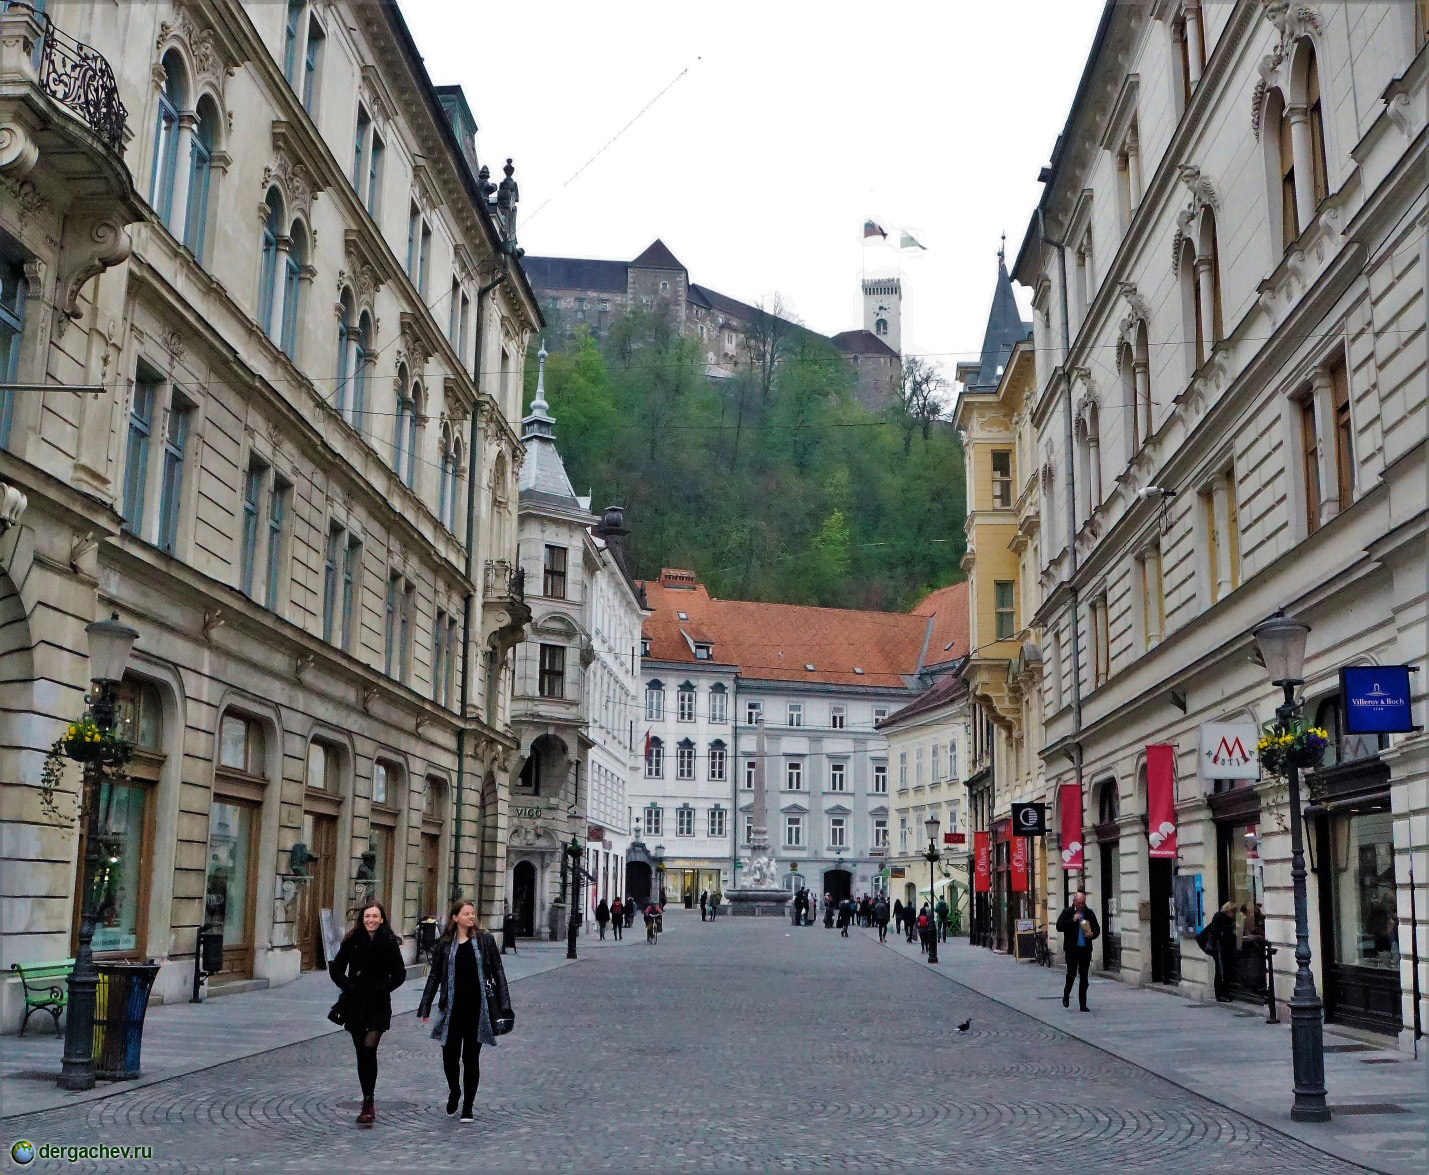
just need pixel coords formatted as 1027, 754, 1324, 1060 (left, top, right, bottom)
507, 347, 645, 937
1007, 0, 1426, 1041
0, 0, 540, 1024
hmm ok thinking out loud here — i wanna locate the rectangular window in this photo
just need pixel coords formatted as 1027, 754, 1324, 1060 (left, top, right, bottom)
746, 700, 763, 725
1299, 395, 1321, 532
367, 133, 384, 216
444, 617, 458, 708
645, 686, 664, 721
874, 818, 889, 849
931, 744, 941, 783
787, 703, 803, 728
432, 609, 446, 702
341, 537, 360, 650
384, 572, 399, 675
744, 760, 756, 790
301, 18, 323, 112
873, 707, 888, 723
994, 580, 1015, 640
1224, 472, 1241, 591
448, 276, 460, 341
458, 292, 470, 360
830, 705, 846, 730
915, 746, 924, 786
323, 526, 342, 642
676, 743, 695, 780
873, 764, 887, 794
829, 762, 846, 792
283, 0, 304, 83
785, 815, 802, 848
542, 544, 568, 598
352, 105, 370, 189
676, 807, 694, 837
239, 463, 264, 596
677, 688, 695, 723
1202, 487, 1220, 604
372, 761, 389, 806
1328, 353, 1353, 509
399, 583, 414, 683
949, 742, 958, 780
644, 806, 662, 836
265, 477, 289, 609
708, 745, 727, 781
785, 760, 803, 791
829, 817, 846, 849
991, 449, 1013, 508
418, 223, 432, 296
538, 643, 566, 699
157, 398, 190, 554
899, 816, 908, 853
645, 744, 663, 779
123, 375, 159, 532
708, 807, 726, 838
744, 814, 754, 845
709, 690, 727, 723
898, 752, 908, 790
1092, 592, 1110, 687
406, 203, 420, 276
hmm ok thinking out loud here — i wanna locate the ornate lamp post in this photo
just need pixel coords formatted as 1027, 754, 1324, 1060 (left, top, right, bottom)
654, 843, 666, 907
1252, 610, 1330, 1123
564, 835, 584, 961
59, 612, 139, 1091
923, 814, 942, 964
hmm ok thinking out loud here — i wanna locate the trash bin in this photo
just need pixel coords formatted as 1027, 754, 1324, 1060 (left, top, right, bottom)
199, 925, 224, 974
94, 961, 160, 1080
416, 917, 438, 963
500, 912, 518, 954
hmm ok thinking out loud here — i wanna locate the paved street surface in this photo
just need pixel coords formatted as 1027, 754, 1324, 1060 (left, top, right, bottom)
0, 912, 1394, 1173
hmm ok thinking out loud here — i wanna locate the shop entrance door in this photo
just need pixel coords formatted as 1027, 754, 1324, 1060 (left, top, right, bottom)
297, 811, 337, 971
419, 832, 441, 922
1319, 808, 1402, 1034
1148, 857, 1178, 984
1099, 841, 1121, 972
512, 860, 536, 937
204, 799, 258, 977
822, 869, 852, 903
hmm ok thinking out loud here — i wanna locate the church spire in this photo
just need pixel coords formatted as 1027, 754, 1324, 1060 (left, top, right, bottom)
519, 339, 579, 501
522, 340, 554, 443
968, 243, 1030, 392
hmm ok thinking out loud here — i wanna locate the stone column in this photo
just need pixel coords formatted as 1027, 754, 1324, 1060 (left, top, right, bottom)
1210, 476, 1232, 600
1184, 3, 1204, 86
1309, 368, 1338, 523
167, 113, 198, 244
268, 236, 292, 343
1287, 104, 1317, 237
1194, 256, 1217, 353
1133, 360, 1151, 447
1126, 127, 1143, 209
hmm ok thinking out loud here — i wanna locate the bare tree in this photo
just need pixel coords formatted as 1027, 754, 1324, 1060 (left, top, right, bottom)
893, 355, 950, 454
743, 295, 797, 406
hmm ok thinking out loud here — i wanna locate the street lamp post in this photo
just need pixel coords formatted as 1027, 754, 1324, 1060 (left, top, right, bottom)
1252, 610, 1330, 1123
59, 612, 139, 1091
565, 836, 584, 961
923, 815, 941, 964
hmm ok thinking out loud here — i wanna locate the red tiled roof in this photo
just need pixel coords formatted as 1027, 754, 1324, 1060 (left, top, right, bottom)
879, 668, 967, 730
912, 581, 970, 668
640, 572, 935, 689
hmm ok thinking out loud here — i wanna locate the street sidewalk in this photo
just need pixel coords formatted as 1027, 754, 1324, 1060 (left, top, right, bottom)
0, 937, 586, 1120
862, 926, 1426, 1175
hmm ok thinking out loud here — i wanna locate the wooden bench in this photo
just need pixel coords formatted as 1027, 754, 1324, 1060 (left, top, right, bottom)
9, 960, 74, 1036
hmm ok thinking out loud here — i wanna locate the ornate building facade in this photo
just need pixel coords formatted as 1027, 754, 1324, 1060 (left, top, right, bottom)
1011, 0, 1426, 1039
0, 0, 540, 1024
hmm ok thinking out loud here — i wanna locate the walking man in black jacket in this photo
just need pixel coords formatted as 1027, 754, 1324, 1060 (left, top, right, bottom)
1056, 890, 1101, 1011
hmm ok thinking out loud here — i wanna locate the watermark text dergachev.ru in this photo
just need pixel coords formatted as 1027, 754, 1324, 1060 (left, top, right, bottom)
9, 1141, 154, 1165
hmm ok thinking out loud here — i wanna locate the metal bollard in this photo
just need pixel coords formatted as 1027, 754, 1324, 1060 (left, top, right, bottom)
1264, 941, 1279, 1023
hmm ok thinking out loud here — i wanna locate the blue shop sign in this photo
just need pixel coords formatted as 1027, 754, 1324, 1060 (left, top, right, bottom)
1340, 665, 1415, 734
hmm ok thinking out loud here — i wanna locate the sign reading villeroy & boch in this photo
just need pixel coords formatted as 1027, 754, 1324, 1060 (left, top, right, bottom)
1199, 722, 1259, 781
1340, 666, 1416, 734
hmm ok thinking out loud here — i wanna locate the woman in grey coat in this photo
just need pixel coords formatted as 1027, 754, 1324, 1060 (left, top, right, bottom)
418, 899, 510, 1121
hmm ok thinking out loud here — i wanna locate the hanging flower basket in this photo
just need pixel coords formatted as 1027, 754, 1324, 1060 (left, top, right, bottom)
1256, 724, 1329, 778
59, 716, 133, 766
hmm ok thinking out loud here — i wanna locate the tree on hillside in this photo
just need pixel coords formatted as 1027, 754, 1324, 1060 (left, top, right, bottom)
892, 355, 951, 454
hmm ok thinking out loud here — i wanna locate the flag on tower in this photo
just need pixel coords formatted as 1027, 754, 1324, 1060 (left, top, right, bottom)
899, 229, 927, 251
863, 219, 888, 240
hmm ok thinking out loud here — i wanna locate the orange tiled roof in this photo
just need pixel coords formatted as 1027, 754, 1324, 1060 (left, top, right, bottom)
912, 581, 970, 668
639, 572, 969, 689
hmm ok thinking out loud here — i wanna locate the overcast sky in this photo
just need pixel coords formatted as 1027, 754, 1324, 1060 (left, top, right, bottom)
402, 1, 1104, 376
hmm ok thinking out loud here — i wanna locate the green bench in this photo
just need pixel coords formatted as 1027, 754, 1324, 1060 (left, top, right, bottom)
10, 960, 75, 1036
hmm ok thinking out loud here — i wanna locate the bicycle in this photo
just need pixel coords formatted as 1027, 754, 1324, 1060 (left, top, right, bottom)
1034, 930, 1054, 967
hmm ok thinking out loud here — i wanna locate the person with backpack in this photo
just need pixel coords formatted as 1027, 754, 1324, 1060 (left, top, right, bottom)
610, 896, 624, 941
917, 904, 932, 955
1198, 901, 1239, 1002
418, 898, 512, 1122
328, 900, 407, 1127
873, 895, 891, 943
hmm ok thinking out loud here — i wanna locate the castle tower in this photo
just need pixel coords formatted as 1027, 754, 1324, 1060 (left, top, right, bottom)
862, 276, 902, 355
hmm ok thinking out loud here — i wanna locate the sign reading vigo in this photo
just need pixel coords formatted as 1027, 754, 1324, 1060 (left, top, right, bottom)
1199, 722, 1259, 780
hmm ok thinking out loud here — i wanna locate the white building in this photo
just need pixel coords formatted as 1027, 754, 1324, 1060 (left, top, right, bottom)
508, 348, 645, 935
1011, 0, 1426, 1041
635, 569, 968, 906
0, 0, 539, 1024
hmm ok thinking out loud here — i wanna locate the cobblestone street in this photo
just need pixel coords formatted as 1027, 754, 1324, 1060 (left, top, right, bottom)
2, 912, 1378, 1173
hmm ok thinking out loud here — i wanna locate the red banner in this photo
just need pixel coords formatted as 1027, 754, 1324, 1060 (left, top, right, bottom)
1146, 743, 1178, 859
1059, 782, 1084, 871
973, 832, 991, 893
1010, 835, 1028, 892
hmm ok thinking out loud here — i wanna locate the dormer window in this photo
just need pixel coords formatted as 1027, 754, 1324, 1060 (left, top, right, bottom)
677, 611, 688, 621
694, 643, 712, 660
640, 638, 651, 657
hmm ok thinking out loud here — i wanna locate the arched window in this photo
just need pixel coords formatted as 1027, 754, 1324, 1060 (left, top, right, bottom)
1197, 209, 1224, 349
353, 311, 371, 431
436, 424, 453, 526
280, 221, 306, 359
393, 364, 411, 477
258, 188, 283, 338
0, 258, 27, 450
184, 96, 217, 259
1303, 46, 1329, 210
403, 383, 422, 489
1085, 402, 1102, 509
1178, 235, 1202, 378
875, 317, 888, 336
1271, 88, 1297, 248
336, 290, 354, 416
152, 51, 186, 229
1134, 322, 1151, 445
447, 436, 464, 531
1118, 341, 1138, 453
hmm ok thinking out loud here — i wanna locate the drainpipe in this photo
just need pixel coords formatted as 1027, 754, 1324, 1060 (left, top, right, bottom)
1038, 206, 1084, 911
453, 262, 509, 901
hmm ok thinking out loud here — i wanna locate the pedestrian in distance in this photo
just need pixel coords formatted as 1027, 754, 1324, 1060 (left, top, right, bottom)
892, 898, 904, 938
1056, 889, 1101, 1012
1198, 900, 1239, 1002
699, 890, 709, 922
625, 898, 637, 930
874, 895, 890, 943
610, 897, 623, 941
418, 898, 512, 1122
917, 905, 932, 955
595, 898, 610, 940
936, 896, 950, 943
710, 891, 720, 920
837, 898, 852, 938
823, 893, 835, 929
328, 899, 407, 1127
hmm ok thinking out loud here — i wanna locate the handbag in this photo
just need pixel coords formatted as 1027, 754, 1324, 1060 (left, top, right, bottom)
327, 989, 352, 1025
481, 939, 514, 1035
1195, 926, 1214, 956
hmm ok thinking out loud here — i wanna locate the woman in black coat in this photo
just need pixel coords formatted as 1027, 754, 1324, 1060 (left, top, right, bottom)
328, 900, 407, 1126
418, 899, 510, 1121
1204, 901, 1239, 1002
595, 898, 610, 940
